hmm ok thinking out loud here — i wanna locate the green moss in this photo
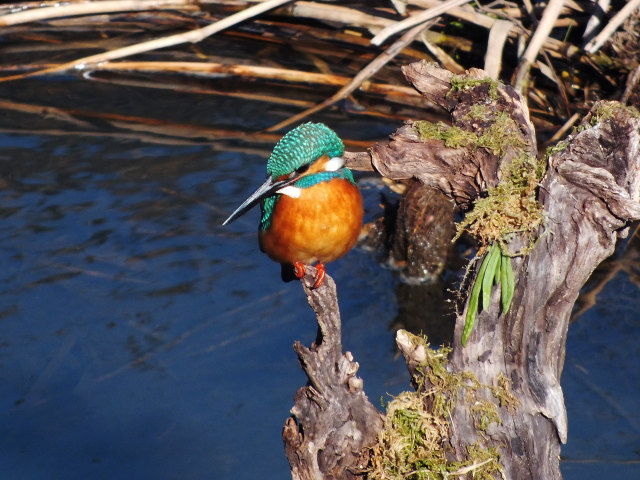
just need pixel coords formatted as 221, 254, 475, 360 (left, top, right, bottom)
477, 111, 529, 158
414, 121, 477, 149
592, 101, 619, 124
464, 444, 504, 480
545, 140, 568, 158
592, 101, 640, 124
368, 334, 504, 480
449, 74, 500, 100
572, 102, 640, 135
415, 111, 528, 160
490, 373, 520, 413
454, 153, 544, 254
420, 86, 546, 256
370, 390, 450, 480
465, 104, 493, 122
471, 401, 501, 432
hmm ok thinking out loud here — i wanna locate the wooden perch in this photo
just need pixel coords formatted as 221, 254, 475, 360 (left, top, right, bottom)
287, 61, 640, 479
284, 268, 383, 480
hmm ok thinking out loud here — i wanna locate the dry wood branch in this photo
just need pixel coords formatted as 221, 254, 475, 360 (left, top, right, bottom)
287, 1, 392, 33
582, 0, 611, 40
266, 20, 433, 132
284, 268, 383, 480
0, 0, 195, 27
484, 19, 513, 80
0, 0, 295, 82
371, 0, 472, 46
514, 0, 566, 91
86, 60, 422, 99
584, 0, 640, 53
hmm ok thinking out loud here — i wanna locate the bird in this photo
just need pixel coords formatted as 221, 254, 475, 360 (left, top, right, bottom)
223, 122, 363, 289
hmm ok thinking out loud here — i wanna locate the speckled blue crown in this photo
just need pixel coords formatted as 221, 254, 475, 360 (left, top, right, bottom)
266, 122, 344, 179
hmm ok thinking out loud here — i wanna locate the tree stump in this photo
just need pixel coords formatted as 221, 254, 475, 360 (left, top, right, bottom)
285, 61, 640, 479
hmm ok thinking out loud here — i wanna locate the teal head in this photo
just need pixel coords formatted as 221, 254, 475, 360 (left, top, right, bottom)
222, 122, 355, 228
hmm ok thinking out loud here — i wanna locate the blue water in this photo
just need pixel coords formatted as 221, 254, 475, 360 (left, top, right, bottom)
0, 80, 638, 479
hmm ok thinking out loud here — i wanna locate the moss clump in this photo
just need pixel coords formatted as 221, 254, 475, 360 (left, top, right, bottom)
490, 373, 520, 413
477, 111, 529, 158
448, 74, 500, 100
415, 111, 528, 160
574, 101, 640, 134
415, 121, 477, 149
437, 105, 544, 255
471, 401, 502, 432
419, 83, 546, 257
545, 140, 568, 158
454, 153, 544, 255
412, 343, 479, 418
369, 391, 451, 480
591, 100, 640, 124
464, 104, 493, 122
368, 334, 504, 480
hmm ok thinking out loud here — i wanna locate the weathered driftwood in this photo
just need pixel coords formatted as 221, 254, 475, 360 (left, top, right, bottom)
283, 268, 383, 480
286, 61, 640, 479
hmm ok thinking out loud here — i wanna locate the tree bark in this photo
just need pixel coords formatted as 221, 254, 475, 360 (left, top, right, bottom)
286, 61, 640, 479
283, 268, 384, 480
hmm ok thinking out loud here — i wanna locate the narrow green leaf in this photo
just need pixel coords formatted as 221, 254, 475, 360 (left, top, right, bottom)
481, 244, 500, 312
494, 246, 503, 286
463, 249, 491, 346
500, 253, 515, 314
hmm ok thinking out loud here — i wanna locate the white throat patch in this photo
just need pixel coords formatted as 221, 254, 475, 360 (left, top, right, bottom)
276, 185, 302, 198
324, 156, 344, 171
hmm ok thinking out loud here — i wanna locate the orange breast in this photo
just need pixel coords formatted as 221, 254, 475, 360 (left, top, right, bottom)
259, 178, 363, 265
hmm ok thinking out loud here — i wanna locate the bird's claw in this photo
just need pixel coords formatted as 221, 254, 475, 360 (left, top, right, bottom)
293, 261, 326, 289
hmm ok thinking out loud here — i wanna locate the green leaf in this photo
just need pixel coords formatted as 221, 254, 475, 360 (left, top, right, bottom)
500, 253, 515, 314
463, 249, 491, 346
481, 244, 501, 311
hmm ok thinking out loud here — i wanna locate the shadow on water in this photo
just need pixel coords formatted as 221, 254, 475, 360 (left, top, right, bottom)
0, 77, 638, 479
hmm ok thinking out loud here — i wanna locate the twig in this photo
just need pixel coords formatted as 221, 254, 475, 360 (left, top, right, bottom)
582, 0, 611, 41
0, 0, 194, 27
484, 19, 513, 80
514, 0, 566, 92
448, 457, 494, 476
371, 0, 471, 46
266, 20, 432, 132
584, 0, 640, 53
411, 0, 579, 60
0, 0, 296, 82
545, 112, 580, 146
421, 33, 464, 74
86, 60, 422, 99
288, 1, 392, 33
621, 65, 640, 104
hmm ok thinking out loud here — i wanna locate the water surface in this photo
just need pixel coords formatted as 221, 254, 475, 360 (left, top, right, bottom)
0, 78, 637, 479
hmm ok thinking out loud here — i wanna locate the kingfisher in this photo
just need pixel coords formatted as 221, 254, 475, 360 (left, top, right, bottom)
223, 122, 363, 288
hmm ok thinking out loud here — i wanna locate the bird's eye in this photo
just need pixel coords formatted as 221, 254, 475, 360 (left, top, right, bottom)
293, 164, 310, 176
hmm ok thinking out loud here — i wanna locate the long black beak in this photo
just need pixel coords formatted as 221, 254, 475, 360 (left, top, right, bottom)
222, 175, 295, 226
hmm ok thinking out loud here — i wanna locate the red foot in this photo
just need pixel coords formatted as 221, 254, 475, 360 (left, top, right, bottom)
292, 261, 326, 289
312, 262, 326, 289
293, 261, 306, 279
